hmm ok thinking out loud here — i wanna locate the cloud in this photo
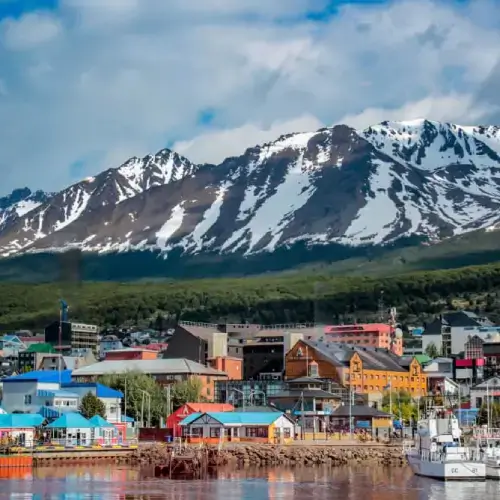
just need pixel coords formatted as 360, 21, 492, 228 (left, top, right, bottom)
173, 114, 323, 164
1, 12, 62, 50
0, 0, 499, 194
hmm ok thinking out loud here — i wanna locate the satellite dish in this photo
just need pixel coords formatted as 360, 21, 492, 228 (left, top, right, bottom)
395, 328, 403, 339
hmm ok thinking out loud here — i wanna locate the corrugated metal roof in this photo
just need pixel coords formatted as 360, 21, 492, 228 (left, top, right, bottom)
4, 370, 72, 384
71, 358, 226, 377
181, 411, 285, 426
187, 403, 233, 413
46, 413, 96, 428
89, 415, 116, 428
0, 413, 44, 428
62, 382, 123, 399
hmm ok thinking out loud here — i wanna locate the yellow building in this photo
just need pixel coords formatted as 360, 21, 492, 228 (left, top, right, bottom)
285, 338, 428, 397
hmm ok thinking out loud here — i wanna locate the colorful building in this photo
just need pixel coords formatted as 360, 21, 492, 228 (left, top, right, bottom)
323, 323, 403, 356
166, 403, 234, 437
0, 414, 44, 447
285, 338, 427, 398
180, 411, 295, 444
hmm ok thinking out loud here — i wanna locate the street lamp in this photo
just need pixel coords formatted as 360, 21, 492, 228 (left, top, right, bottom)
249, 390, 267, 407
230, 388, 247, 411
139, 390, 151, 428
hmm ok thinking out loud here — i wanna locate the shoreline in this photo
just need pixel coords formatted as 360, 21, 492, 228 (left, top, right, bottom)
133, 443, 407, 468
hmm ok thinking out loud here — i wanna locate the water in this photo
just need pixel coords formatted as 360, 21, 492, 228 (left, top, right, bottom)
0, 465, 499, 499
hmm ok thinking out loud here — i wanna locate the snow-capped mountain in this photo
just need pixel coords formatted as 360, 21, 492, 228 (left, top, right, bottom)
0, 188, 51, 230
2, 118, 500, 260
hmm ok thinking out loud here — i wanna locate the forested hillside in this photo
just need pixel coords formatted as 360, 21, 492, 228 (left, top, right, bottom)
2, 262, 500, 331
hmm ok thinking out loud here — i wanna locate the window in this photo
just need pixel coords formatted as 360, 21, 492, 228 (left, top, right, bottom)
246, 427, 268, 438
283, 428, 291, 439
210, 427, 221, 438
24, 395, 32, 404
309, 364, 319, 377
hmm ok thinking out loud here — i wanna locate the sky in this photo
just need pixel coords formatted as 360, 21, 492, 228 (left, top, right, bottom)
0, 0, 499, 195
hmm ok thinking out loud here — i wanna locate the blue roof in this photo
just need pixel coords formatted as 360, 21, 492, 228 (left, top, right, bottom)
5, 370, 72, 384
62, 382, 123, 398
37, 389, 79, 398
179, 412, 202, 425
0, 414, 44, 428
46, 413, 96, 429
180, 412, 285, 426
121, 415, 134, 423
88, 415, 116, 428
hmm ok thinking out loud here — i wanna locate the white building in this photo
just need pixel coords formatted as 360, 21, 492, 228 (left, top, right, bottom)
1, 371, 123, 422
469, 376, 500, 409
422, 311, 496, 356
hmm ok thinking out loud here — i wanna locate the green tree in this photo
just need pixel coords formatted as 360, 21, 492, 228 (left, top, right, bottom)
170, 378, 204, 410
79, 391, 106, 419
382, 390, 418, 423
98, 370, 168, 426
425, 342, 439, 358
477, 402, 500, 426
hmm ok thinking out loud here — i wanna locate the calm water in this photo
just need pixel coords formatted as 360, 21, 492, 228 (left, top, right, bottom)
0, 465, 499, 499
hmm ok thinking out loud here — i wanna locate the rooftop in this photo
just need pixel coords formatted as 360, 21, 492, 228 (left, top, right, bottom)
180, 411, 287, 426
0, 413, 44, 429
46, 413, 96, 429
24, 343, 56, 354
71, 358, 226, 377
4, 370, 72, 384
61, 382, 123, 399
300, 338, 407, 373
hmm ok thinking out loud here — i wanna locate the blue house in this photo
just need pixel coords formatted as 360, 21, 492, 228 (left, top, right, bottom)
46, 412, 96, 446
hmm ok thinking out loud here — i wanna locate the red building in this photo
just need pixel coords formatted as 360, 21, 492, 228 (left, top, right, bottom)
166, 403, 234, 437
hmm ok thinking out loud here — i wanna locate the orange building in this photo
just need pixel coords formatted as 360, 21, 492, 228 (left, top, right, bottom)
285, 338, 427, 397
208, 356, 243, 380
323, 323, 403, 356
105, 348, 159, 361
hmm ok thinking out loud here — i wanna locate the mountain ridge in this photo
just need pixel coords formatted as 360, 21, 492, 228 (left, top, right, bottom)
2, 118, 500, 277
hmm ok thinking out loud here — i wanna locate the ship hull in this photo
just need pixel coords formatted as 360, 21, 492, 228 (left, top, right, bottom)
407, 453, 485, 481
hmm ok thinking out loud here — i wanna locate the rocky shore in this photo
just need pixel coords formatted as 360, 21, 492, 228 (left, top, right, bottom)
133, 443, 406, 468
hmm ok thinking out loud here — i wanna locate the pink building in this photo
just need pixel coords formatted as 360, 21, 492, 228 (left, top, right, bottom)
323, 323, 403, 356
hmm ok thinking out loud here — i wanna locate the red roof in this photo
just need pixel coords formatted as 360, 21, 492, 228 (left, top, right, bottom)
186, 403, 233, 412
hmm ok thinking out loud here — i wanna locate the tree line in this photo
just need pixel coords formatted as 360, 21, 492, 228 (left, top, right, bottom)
2, 261, 500, 330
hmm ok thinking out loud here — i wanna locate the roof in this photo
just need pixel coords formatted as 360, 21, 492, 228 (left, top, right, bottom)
414, 354, 432, 365
423, 312, 493, 335
300, 338, 407, 373
331, 405, 392, 418
61, 382, 123, 398
121, 415, 134, 423
0, 414, 44, 428
4, 370, 72, 384
88, 415, 116, 428
71, 358, 226, 377
181, 411, 287, 426
24, 343, 56, 353
234, 406, 281, 412
269, 389, 342, 399
37, 389, 79, 398
186, 403, 233, 412
46, 413, 96, 428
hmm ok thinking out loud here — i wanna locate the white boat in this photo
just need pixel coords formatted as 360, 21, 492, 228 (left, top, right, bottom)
405, 409, 485, 480
471, 427, 500, 479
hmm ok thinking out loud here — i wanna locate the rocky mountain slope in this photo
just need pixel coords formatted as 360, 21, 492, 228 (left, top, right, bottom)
2, 119, 500, 262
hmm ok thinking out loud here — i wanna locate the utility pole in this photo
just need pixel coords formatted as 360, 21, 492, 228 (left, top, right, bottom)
124, 377, 127, 422
141, 392, 145, 428
300, 391, 305, 440
349, 385, 353, 439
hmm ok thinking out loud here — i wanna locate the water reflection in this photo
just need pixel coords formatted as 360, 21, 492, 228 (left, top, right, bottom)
0, 465, 498, 499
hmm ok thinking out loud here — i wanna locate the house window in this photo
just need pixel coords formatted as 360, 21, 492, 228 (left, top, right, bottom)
309, 364, 319, 377
246, 427, 268, 438
283, 428, 291, 439
189, 427, 203, 437
24, 395, 32, 405
210, 427, 221, 438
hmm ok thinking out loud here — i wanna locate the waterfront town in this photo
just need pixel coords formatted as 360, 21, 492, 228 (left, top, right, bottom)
0, 306, 499, 462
